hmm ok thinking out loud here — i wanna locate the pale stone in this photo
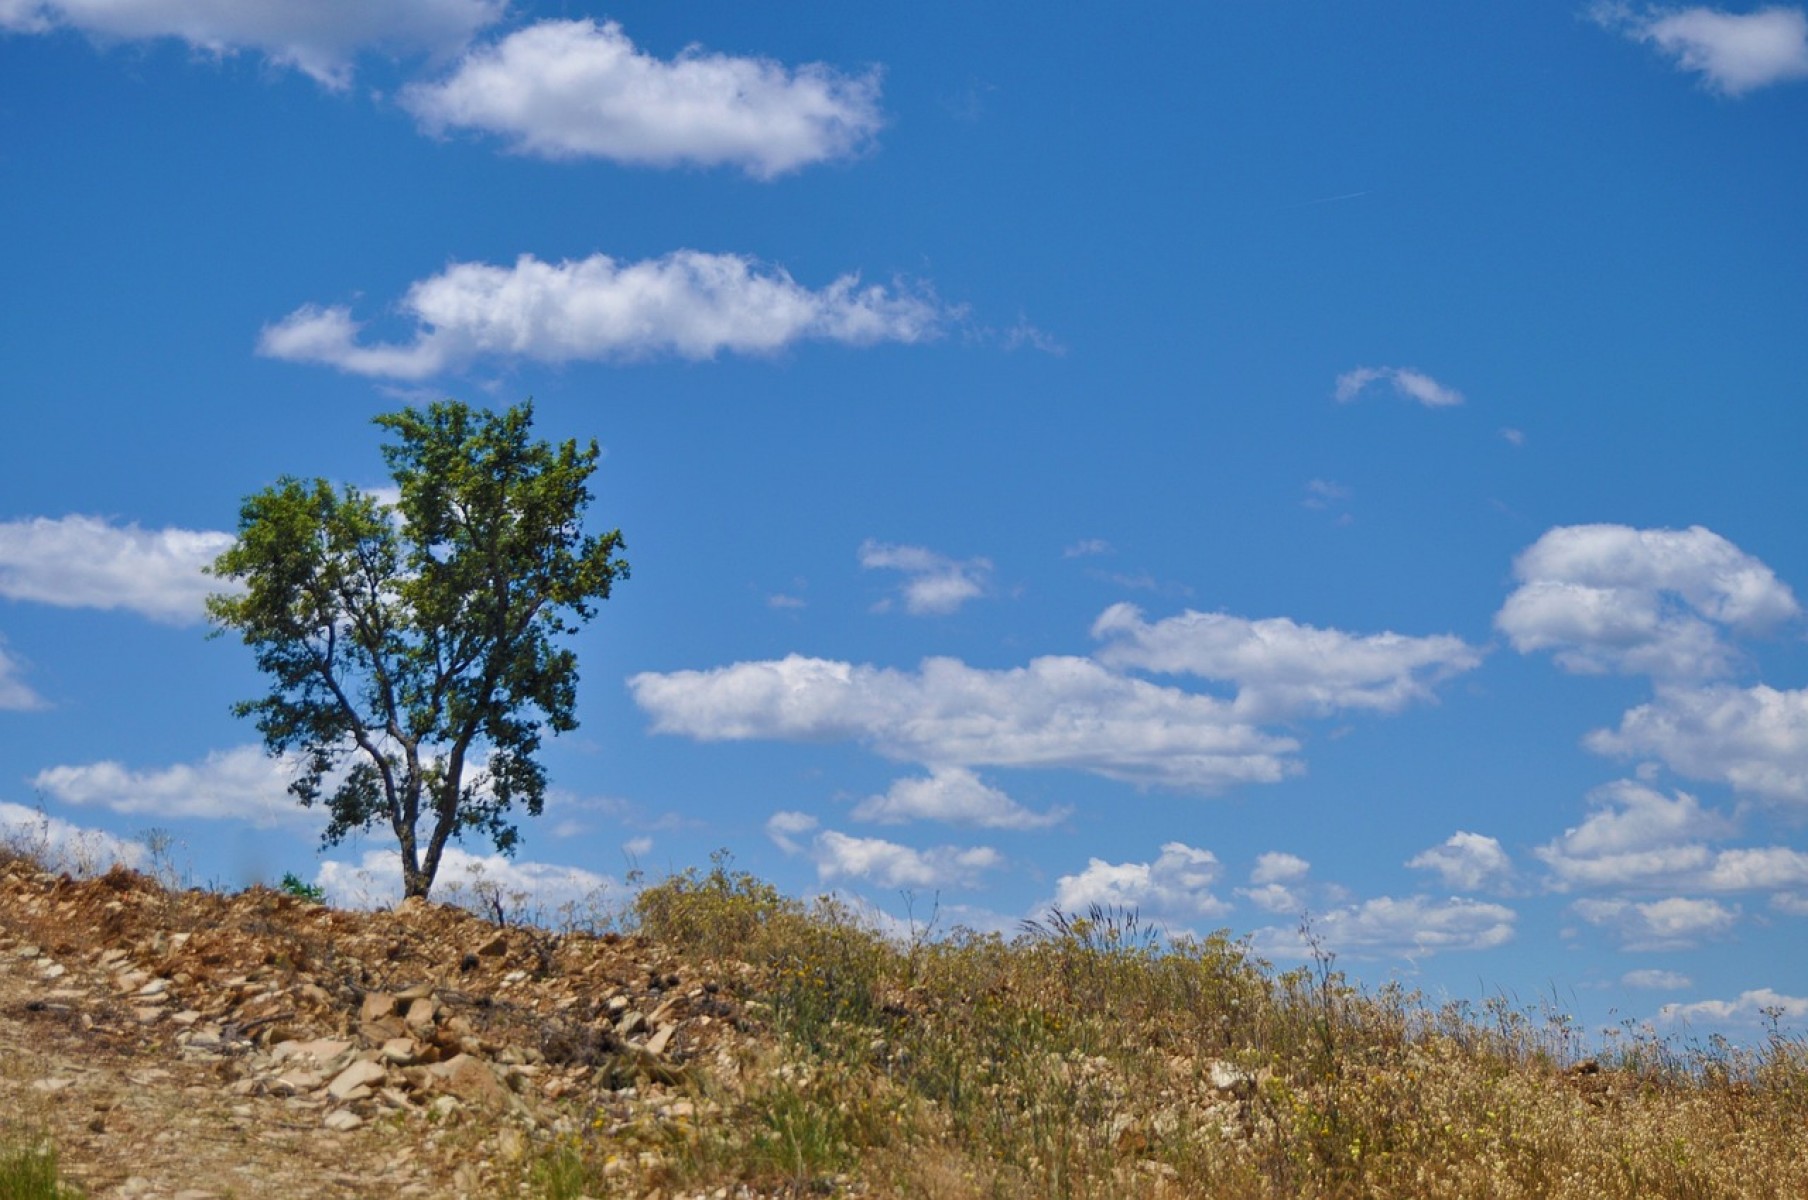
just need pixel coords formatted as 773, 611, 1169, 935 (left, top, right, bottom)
323, 1109, 364, 1132
644, 1024, 676, 1057
403, 997, 437, 1031
380, 1037, 419, 1065
360, 992, 397, 1022
327, 1059, 388, 1101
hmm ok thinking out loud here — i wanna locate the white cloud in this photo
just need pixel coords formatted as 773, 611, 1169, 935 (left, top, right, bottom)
1092, 603, 1482, 721
1063, 538, 1112, 559
859, 540, 992, 616
808, 830, 1001, 890
1659, 988, 1808, 1026
1408, 832, 1514, 892
31, 745, 313, 827
763, 809, 819, 854
1238, 883, 1303, 914
1256, 895, 1516, 960
1623, 968, 1693, 989
1496, 524, 1798, 680
316, 846, 615, 910
0, 801, 145, 874
1588, 684, 1808, 803
1334, 366, 1464, 407
851, 767, 1068, 830
0, 0, 503, 88
1773, 892, 1808, 916
1596, 4, 1808, 95
1535, 780, 1808, 893
1572, 895, 1738, 950
1302, 479, 1351, 510
1251, 851, 1311, 885
0, 515, 233, 625
258, 250, 949, 380
0, 642, 44, 710
630, 652, 1298, 792
1052, 842, 1230, 922
402, 19, 882, 177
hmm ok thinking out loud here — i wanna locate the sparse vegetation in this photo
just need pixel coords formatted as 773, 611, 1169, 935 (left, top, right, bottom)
4, 842, 1805, 1198
0, 1136, 85, 1200
278, 872, 326, 903
571, 860, 1808, 1199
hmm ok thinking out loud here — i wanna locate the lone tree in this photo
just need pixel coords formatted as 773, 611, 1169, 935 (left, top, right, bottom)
208, 400, 627, 899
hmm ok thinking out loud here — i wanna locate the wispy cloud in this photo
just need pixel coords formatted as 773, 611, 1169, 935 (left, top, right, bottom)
1593, 4, 1808, 95
317, 846, 616, 910
1572, 894, 1739, 950
402, 19, 883, 177
859, 540, 992, 616
1334, 365, 1465, 408
1255, 895, 1516, 960
0, 515, 233, 625
851, 767, 1068, 830
0, 0, 503, 88
0, 801, 145, 874
260, 251, 951, 380
769, 821, 1002, 889
32, 745, 315, 827
1660, 987, 1808, 1025
0, 642, 45, 711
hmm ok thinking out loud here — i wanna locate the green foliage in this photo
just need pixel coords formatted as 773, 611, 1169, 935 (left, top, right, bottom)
207, 399, 627, 898
0, 1139, 84, 1199
277, 872, 325, 903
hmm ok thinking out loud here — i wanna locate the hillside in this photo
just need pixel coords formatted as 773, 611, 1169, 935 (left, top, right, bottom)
3, 852, 1806, 1199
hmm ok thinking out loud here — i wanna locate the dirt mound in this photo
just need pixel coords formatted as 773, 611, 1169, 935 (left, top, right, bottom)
0, 858, 749, 1199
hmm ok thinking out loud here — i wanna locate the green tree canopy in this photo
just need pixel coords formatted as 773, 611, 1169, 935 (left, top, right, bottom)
207, 400, 627, 898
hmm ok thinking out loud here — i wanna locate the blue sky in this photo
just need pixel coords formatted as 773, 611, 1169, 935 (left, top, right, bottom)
4, 2, 1808, 1041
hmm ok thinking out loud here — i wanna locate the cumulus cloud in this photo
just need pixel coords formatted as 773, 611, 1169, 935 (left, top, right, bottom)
1051, 842, 1230, 922
1251, 851, 1311, 885
1408, 832, 1514, 892
0, 0, 503, 88
1334, 366, 1464, 407
0, 515, 233, 625
402, 19, 882, 177
1588, 684, 1808, 803
1535, 779, 1808, 893
1659, 987, 1808, 1025
1496, 524, 1798, 680
851, 767, 1068, 830
1572, 895, 1739, 950
32, 745, 314, 827
806, 830, 1001, 889
0, 801, 145, 874
1595, 4, 1808, 94
316, 846, 615, 910
0, 642, 44, 710
1092, 603, 1482, 721
630, 653, 1298, 792
1256, 895, 1517, 960
258, 251, 949, 380
859, 541, 992, 616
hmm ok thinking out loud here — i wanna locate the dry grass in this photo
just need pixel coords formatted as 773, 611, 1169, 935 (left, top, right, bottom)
534, 860, 1808, 1199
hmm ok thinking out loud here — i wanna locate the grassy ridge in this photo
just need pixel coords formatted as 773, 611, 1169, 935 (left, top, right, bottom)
538, 861, 1808, 1199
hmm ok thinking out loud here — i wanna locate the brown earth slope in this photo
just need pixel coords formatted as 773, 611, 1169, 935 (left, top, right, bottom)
0, 858, 748, 1199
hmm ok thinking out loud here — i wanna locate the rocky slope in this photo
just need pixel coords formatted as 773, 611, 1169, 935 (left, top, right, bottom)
0, 857, 748, 1199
